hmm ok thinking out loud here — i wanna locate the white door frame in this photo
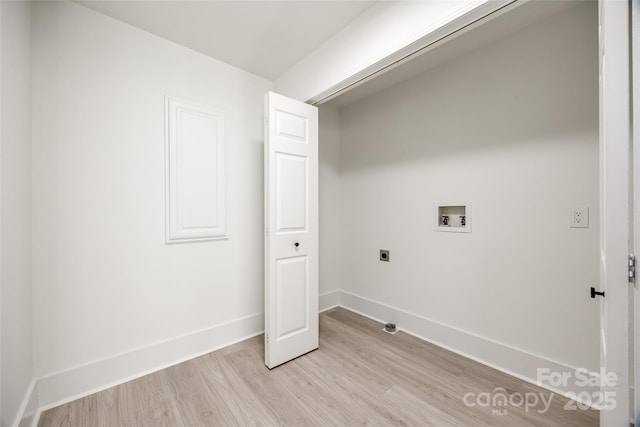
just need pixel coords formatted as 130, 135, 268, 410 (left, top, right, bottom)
632, 0, 640, 422
598, 0, 631, 425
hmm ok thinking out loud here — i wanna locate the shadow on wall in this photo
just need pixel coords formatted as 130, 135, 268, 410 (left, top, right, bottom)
337, 1, 598, 173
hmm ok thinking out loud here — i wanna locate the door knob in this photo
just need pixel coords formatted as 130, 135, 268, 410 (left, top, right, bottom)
590, 287, 605, 298
294, 242, 300, 247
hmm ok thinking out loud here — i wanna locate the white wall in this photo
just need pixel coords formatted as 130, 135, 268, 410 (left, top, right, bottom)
318, 106, 341, 304
337, 2, 599, 371
31, 0, 271, 403
1, 2, 34, 426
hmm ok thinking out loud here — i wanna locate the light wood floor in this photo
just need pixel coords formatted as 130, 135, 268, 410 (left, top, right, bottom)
39, 308, 598, 426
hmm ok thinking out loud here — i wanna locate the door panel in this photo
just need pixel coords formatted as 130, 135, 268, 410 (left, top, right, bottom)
275, 109, 308, 143
276, 153, 308, 232
276, 256, 309, 339
265, 92, 318, 369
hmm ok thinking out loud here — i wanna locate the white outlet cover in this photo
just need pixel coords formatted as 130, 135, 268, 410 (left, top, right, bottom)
570, 206, 589, 228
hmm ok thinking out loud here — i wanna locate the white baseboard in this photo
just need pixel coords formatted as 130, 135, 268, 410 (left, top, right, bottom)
35, 312, 264, 412
337, 290, 601, 407
319, 290, 340, 312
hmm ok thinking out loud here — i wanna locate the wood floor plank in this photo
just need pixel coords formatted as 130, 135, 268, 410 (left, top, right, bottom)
198, 350, 282, 426
292, 348, 413, 425
380, 385, 459, 427
163, 357, 237, 426
38, 308, 598, 427
226, 347, 323, 425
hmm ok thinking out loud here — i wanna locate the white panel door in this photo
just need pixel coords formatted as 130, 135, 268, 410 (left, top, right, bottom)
264, 92, 318, 369
598, 0, 631, 424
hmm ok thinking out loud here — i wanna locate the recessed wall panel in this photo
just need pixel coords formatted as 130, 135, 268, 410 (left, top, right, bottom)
276, 256, 308, 339
178, 111, 219, 228
166, 97, 226, 243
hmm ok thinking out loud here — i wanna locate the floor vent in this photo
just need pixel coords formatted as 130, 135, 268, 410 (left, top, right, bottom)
383, 322, 398, 334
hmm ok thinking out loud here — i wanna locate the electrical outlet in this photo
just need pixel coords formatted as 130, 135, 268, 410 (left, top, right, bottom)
570, 207, 589, 228
379, 250, 390, 262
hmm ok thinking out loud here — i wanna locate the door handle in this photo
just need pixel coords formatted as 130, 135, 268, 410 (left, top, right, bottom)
590, 287, 605, 298
294, 242, 300, 248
